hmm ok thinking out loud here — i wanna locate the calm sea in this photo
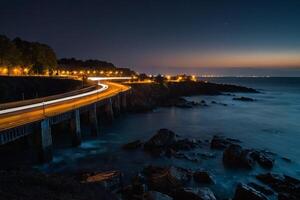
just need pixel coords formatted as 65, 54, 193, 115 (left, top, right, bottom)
41, 77, 300, 198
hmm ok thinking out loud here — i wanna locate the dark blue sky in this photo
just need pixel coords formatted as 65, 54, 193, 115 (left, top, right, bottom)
1, 0, 300, 75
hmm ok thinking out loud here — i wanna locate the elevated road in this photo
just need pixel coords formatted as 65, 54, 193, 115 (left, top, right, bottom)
0, 81, 130, 131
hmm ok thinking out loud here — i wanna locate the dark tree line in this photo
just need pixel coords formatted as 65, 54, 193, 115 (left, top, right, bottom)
0, 35, 57, 75
58, 58, 116, 70
0, 35, 136, 76
58, 58, 136, 76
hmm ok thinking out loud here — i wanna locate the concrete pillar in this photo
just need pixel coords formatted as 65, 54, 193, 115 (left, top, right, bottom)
120, 93, 127, 112
70, 109, 81, 146
104, 98, 114, 122
89, 103, 100, 136
113, 95, 121, 116
38, 118, 53, 162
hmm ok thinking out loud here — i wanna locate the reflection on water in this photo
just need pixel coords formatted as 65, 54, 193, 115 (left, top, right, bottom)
39, 77, 300, 198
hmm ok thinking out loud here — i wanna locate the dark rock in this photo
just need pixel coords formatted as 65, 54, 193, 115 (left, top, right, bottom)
247, 182, 274, 195
281, 157, 292, 163
144, 129, 178, 154
256, 173, 300, 199
0, 170, 118, 200
162, 97, 197, 108
122, 140, 143, 150
210, 135, 240, 149
211, 101, 227, 106
250, 151, 274, 169
144, 129, 200, 156
145, 191, 173, 200
223, 144, 255, 169
233, 183, 268, 200
143, 165, 192, 195
174, 187, 216, 200
233, 97, 255, 101
84, 170, 123, 190
172, 138, 199, 151
193, 171, 215, 184
121, 174, 146, 200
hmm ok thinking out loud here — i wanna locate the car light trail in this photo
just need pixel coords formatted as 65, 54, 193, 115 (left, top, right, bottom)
0, 82, 108, 115
87, 77, 132, 81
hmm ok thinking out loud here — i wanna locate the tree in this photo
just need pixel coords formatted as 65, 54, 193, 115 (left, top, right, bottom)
0, 35, 22, 75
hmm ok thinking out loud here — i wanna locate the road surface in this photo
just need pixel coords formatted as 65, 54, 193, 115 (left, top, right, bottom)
0, 81, 130, 131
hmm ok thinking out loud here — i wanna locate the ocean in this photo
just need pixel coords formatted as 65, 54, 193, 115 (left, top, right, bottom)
40, 77, 300, 198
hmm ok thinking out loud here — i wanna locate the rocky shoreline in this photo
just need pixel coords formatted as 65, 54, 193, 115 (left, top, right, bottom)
118, 129, 299, 200
2, 81, 298, 200
126, 81, 258, 112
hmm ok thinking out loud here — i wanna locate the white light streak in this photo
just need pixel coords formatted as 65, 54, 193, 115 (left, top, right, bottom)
0, 83, 108, 115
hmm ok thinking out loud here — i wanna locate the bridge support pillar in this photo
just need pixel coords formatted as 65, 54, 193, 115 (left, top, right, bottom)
104, 98, 114, 122
120, 93, 127, 112
70, 109, 81, 146
38, 118, 53, 163
89, 104, 100, 136
113, 95, 121, 116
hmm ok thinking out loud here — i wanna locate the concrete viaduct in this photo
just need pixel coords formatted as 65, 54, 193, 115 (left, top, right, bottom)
0, 80, 131, 162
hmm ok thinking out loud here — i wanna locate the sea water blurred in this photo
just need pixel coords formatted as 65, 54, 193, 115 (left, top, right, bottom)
41, 77, 300, 198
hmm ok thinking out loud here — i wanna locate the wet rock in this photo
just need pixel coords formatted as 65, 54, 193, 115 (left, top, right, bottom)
223, 144, 255, 169
144, 129, 178, 154
247, 182, 274, 195
193, 171, 215, 184
121, 174, 146, 200
211, 101, 227, 106
122, 140, 143, 150
143, 165, 192, 195
145, 191, 173, 200
256, 173, 300, 200
162, 97, 198, 108
144, 129, 200, 155
172, 138, 200, 151
174, 187, 216, 200
0, 170, 119, 200
233, 97, 255, 101
83, 170, 123, 190
210, 135, 240, 150
233, 183, 268, 200
250, 151, 274, 169
281, 157, 292, 163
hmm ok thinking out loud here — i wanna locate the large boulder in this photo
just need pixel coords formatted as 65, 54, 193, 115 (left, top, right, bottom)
193, 171, 215, 184
121, 174, 145, 200
143, 165, 192, 195
144, 129, 178, 154
174, 187, 216, 200
144, 129, 200, 155
233, 183, 268, 200
247, 182, 274, 196
223, 144, 255, 169
250, 151, 274, 169
256, 173, 300, 199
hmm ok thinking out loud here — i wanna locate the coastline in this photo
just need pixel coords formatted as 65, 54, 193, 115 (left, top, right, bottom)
1, 80, 299, 200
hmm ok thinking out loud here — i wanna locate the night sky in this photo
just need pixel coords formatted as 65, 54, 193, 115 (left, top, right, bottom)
1, 0, 300, 75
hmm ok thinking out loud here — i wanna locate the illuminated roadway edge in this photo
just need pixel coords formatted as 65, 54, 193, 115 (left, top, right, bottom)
0, 82, 109, 115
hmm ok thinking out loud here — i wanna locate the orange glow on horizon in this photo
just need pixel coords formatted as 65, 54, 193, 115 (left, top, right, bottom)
154, 51, 300, 68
